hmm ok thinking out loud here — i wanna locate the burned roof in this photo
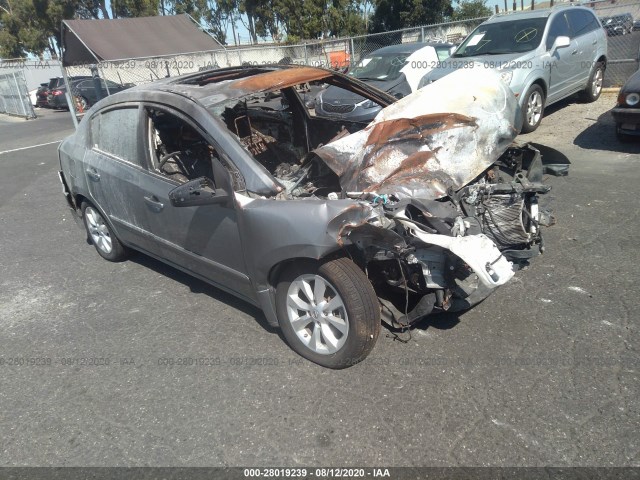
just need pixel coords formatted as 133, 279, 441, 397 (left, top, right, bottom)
117, 65, 396, 108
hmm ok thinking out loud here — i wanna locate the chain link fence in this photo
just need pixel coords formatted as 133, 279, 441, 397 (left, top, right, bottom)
0, 68, 36, 119
60, 4, 640, 119
62, 16, 488, 119
591, 0, 640, 86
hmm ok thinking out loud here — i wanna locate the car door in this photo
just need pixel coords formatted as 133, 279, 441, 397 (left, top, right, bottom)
565, 9, 600, 87
545, 12, 580, 103
136, 105, 254, 301
83, 105, 151, 250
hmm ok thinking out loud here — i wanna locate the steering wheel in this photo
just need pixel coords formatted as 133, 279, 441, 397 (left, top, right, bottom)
159, 151, 182, 168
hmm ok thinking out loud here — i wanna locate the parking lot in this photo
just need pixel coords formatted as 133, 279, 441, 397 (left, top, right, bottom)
0, 93, 638, 467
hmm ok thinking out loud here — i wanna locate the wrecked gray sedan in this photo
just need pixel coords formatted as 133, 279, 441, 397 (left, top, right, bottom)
58, 65, 553, 368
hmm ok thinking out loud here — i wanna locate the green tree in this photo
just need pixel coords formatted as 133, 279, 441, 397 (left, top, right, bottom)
0, 0, 76, 58
451, 0, 491, 20
370, 0, 453, 32
112, 0, 159, 18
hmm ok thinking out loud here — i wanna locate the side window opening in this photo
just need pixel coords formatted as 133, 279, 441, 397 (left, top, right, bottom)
546, 14, 571, 49
567, 10, 597, 38
210, 84, 372, 199
91, 107, 141, 165
219, 89, 306, 175
146, 108, 217, 184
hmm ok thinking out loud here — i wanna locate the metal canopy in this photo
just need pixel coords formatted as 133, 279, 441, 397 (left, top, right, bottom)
62, 14, 224, 67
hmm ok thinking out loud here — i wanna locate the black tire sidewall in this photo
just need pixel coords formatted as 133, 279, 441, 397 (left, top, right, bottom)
583, 62, 604, 103
276, 259, 379, 369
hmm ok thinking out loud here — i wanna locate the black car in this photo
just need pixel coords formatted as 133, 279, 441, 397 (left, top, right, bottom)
48, 78, 133, 110
58, 65, 555, 368
600, 13, 634, 36
612, 69, 640, 139
35, 82, 50, 108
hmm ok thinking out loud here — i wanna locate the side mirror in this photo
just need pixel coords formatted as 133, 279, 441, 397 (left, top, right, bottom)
169, 177, 228, 207
552, 36, 571, 51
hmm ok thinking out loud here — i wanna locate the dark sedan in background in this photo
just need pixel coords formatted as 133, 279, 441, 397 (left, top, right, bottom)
35, 82, 50, 108
600, 13, 634, 35
612, 68, 640, 139
48, 78, 133, 110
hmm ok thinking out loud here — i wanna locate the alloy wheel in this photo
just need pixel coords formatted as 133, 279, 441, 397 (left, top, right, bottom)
85, 206, 112, 254
285, 274, 349, 355
526, 91, 543, 127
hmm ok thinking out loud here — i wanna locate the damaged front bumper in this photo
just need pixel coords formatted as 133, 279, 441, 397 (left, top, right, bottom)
337, 141, 554, 327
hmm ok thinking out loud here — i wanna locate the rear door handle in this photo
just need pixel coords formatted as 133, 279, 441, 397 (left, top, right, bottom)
144, 195, 164, 213
592, 40, 598, 45
86, 168, 100, 182
571, 50, 578, 55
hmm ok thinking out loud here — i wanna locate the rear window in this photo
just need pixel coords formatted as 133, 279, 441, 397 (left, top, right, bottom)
91, 107, 141, 165
566, 10, 599, 37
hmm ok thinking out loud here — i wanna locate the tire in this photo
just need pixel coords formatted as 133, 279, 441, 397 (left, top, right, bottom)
81, 202, 129, 262
521, 84, 545, 133
276, 257, 380, 369
77, 96, 90, 111
582, 62, 605, 103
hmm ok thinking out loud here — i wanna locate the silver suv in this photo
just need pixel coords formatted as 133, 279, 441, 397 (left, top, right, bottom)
419, 6, 608, 132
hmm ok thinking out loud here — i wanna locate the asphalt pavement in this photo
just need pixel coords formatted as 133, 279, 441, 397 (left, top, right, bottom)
0, 101, 638, 467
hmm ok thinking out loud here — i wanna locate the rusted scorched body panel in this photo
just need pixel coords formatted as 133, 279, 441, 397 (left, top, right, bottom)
315, 69, 521, 199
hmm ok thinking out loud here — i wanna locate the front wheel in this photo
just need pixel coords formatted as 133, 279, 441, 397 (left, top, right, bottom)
521, 84, 545, 133
81, 202, 129, 261
582, 62, 604, 103
276, 258, 380, 369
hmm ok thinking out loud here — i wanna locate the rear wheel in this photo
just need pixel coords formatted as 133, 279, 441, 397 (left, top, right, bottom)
521, 84, 545, 133
276, 258, 380, 369
80, 96, 90, 110
81, 202, 128, 261
582, 62, 604, 103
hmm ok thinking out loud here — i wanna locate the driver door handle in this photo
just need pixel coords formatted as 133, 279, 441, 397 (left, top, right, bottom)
144, 195, 164, 213
571, 49, 578, 55
86, 168, 100, 182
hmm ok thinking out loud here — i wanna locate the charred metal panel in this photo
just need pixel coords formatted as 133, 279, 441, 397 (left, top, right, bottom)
314, 69, 521, 199
230, 67, 333, 92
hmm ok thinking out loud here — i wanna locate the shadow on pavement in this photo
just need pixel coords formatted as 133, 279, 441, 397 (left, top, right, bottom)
574, 109, 640, 154
530, 142, 572, 175
129, 252, 279, 335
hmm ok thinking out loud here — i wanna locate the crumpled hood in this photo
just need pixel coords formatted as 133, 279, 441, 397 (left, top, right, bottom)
313, 68, 521, 199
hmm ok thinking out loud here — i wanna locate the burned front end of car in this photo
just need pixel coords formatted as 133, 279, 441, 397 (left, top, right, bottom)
338, 142, 553, 327
211, 67, 558, 328
308, 69, 556, 326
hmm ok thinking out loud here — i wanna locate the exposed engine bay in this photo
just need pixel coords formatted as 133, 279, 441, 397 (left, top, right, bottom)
213, 69, 559, 327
